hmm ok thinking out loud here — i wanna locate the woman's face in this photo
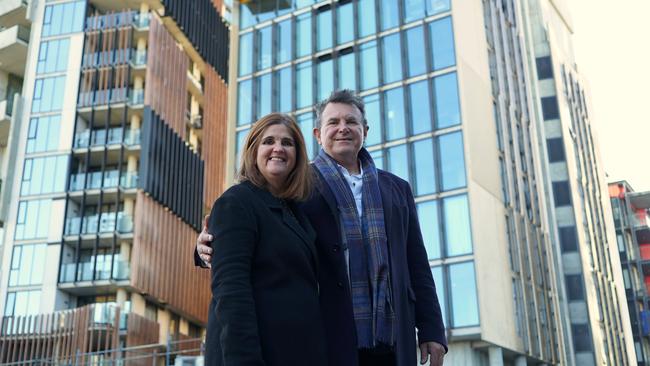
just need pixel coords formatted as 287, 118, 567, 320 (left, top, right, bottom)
256, 123, 297, 192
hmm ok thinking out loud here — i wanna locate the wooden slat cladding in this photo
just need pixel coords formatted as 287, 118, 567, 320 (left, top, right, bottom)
0, 305, 121, 365
124, 313, 160, 366
202, 66, 229, 207
145, 17, 188, 139
131, 192, 211, 324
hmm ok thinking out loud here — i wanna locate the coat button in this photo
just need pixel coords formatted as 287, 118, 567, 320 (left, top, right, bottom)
337, 282, 344, 288
332, 245, 340, 252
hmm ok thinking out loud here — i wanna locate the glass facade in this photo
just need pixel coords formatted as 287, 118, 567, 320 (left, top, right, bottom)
235, 1, 478, 329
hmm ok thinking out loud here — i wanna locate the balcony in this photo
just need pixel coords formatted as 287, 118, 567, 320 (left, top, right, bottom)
74, 126, 141, 149
78, 87, 130, 108
0, 98, 10, 125
0, 24, 30, 76
124, 128, 141, 146
128, 89, 144, 106
0, 0, 29, 31
59, 255, 130, 283
131, 49, 147, 67
65, 212, 134, 236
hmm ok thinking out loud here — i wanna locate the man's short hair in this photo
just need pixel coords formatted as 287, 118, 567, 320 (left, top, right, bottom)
314, 89, 367, 128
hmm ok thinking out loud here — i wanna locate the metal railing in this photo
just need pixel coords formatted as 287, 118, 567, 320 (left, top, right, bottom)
59, 256, 130, 283
74, 127, 141, 148
65, 212, 134, 235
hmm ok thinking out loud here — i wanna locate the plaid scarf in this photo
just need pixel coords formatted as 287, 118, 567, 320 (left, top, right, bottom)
313, 148, 395, 348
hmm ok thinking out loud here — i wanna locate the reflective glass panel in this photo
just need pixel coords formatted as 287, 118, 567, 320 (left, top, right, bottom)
237, 79, 253, 125
434, 72, 460, 128
338, 52, 356, 92
238, 32, 253, 76
387, 144, 409, 182
296, 61, 313, 109
363, 94, 382, 147
431, 266, 447, 326
297, 113, 316, 159
359, 41, 379, 90
443, 194, 472, 256
449, 261, 479, 327
439, 131, 466, 190
317, 9, 333, 51
406, 26, 426, 77
430, 17, 456, 70
358, 0, 377, 37
380, 0, 399, 30
417, 200, 441, 259
277, 20, 292, 64
413, 138, 436, 195
257, 26, 272, 71
427, 0, 450, 15
318, 59, 334, 101
277, 67, 292, 113
404, 0, 426, 23
382, 33, 403, 84
296, 14, 312, 58
409, 80, 432, 135
240, 3, 256, 29
337, 2, 354, 44
370, 149, 384, 170
257, 73, 272, 119
384, 87, 406, 141
26, 115, 61, 153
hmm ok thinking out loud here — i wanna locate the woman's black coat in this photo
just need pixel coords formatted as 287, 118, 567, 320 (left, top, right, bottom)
204, 181, 328, 366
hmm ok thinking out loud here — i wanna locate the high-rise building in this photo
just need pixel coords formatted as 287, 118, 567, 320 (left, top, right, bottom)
0, 0, 230, 363
609, 181, 650, 365
228, 0, 633, 365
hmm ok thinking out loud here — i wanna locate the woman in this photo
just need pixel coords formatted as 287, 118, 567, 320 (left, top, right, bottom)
204, 113, 327, 366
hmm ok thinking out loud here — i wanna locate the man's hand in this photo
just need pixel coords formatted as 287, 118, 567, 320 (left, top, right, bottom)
197, 214, 214, 268
419, 341, 445, 366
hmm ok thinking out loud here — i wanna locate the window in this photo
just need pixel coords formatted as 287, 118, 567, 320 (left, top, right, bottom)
380, 0, 399, 30
9, 244, 47, 287
26, 115, 61, 153
413, 138, 436, 195
381, 33, 403, 84
357, 0, 377, 37
384, 87, 406, 141
404, 0, 426, 22
427, 0, 450, 15
418, 200, 441, 259
296, 13, 312, 58
552, 181, 571, 206
438, 131, 466, 191
433, 72, 460, 128
338, 51, 356, 92
318, 58, 334, 101
431, 266, 446, 326
256, 73, 272, 119
238, 33, 253, 76
4, 290, 41, 317
429, 17, 455, 71
546, 138, 565, 162
32, 76, 66, 113
297, 113, 315, 159
21, 155, 68, 196
237, 79, 253, 125
359, 41, 379, 90
15, 200, 51, 240
449, 261, 479, 327
235, 129, 249, 167
444, 194, 472, 256
565, 275, 584, 301
296, 61, 313, 109
337, 2, 354, 45
277, 20, 292, 64
536, 56, 553, 79
406, 26, 426, 77
387, 144, 409, 182
37, 38, 70, 74
370, 149, 384, 169
541, 96, 559, 120
559, 226, 578, 252
42, 1, 85, 37
239, 3, 256, 29
277, 67, 292, 113
317, 7, 333, 51
409, 80, 432, 135
572, 324, 592, 352
363, 94, 382, 146
257, 26, 272, 71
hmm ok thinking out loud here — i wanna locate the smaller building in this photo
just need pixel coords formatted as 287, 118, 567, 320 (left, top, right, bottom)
609, 181, 650, 365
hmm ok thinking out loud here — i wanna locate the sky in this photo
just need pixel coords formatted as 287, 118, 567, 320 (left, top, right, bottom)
568, 0, 650, 192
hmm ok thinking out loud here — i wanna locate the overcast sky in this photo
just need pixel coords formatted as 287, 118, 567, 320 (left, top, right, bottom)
569, 0, 650, 192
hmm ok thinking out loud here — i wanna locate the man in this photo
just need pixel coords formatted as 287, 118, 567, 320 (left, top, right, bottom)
196, 90, 447, 366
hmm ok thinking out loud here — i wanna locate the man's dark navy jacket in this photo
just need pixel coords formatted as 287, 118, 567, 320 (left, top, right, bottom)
299, 167, 446, 366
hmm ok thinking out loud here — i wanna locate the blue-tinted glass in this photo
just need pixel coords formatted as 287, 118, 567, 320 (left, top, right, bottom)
32, 80, 42, 112
439, 131, 466, 190
15, 199, 50, 240
296, 61, 313, 109
277, 20, 292, 64
404, 0, 426, 22
337, 3, 354, 44
256, 5, 276, 23
413, 139, 436, 195
56, 39, 69, 71
384, 87, 406, 141
449, 261, 479, 327
370, 149, 384, 170
238, 33, 253, 76
427, 0, 450, 15
297, 113, 315, 160
363, 94, 381, 146
417, 200, 441, 259
237, 80, 253, 125
380, 0, 399, 30
257, 73, 272, 119
431, 266, 447, 326
358, 0, 377, 37
382, 33, 402, 84
54, 155, 67, 192
52, 77, 65, 110
38, 39, 69, 74
50, 4, 63, 36
387, 144, 409, 182
26, 115, 61, 153
29, 158, 43, 195
42, 6, 52, 36
444, 194, 472, 256
317, 9, 333, 51
37, 43, 48, 74
257, 26, 272, 71
240, 4, 256, 29
338, 52, 356, 91
61, 2, 74, 34
236, 129, 249, 167
430, 17, 456, 70
296, 14, 312, 57
277, 67, 292, 113
41, 78, 54, 111
406, 26, 426, 77
360, 41, 379, 90
409, 80, 432, 134
296, 0, 314, 10
73, 1, 85, 31
318, 59, 334, 101
434, 73, 460, 128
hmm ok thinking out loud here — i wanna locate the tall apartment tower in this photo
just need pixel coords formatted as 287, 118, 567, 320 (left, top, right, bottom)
609, 181, 650, 365
522, 0, 635, 364
0, 0, 229, 363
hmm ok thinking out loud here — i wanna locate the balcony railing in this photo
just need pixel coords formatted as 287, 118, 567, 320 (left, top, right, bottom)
65, 212, 134, 235
120, 172, 138, 189
74, 127, 141, 148
78, 88, 143, 108
124, 128, 141, 145
60, 255, 130, 283
128, 89, 144, 106
69, 170, 131, 192
132, 49, 147, 66
85, 10, 149, 31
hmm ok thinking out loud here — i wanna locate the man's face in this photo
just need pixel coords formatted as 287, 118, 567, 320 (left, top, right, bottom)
314, 102, 368, 165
